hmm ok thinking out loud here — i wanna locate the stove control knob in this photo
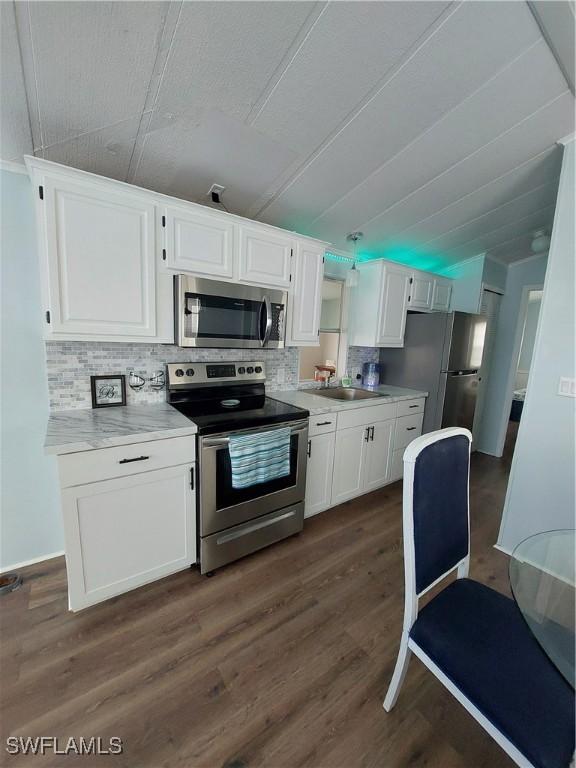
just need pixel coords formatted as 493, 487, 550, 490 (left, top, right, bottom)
175, 368, 184, 377
255, 366, 262, 373
238, 366, 246, 374
247, 366, 254, 374
186, 368, 195, 377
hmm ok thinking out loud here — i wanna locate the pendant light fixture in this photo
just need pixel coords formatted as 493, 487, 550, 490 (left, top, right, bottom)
345, 231, 363, 288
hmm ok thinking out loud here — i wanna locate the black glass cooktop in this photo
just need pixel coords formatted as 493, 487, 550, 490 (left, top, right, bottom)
169, 384, 308, 435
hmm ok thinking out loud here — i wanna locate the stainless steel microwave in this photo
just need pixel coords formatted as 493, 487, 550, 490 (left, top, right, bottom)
174, 275, 287, 349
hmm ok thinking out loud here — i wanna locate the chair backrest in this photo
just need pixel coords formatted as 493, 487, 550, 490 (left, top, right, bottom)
403, 428, 472, 596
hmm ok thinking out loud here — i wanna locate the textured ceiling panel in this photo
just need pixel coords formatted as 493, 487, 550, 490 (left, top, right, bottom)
133, 109, 297, 210
41, 115, 144, 182
22, 1, 167, 148
145, 1, 316, 132
2, 1, 574, 266
309, 39, 567, 240
255, 1, 542, 229
252, 1, 450, 154
0, 2, 33, 161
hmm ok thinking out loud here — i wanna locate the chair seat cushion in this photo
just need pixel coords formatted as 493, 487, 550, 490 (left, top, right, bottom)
410, 579, 575, 768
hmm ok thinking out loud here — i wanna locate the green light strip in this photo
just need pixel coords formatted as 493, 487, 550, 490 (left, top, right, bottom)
325, 251, 354, 263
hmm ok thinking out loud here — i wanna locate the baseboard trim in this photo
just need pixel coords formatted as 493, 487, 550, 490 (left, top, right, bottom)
0, 550, 65, 573
493, 543, 512, 556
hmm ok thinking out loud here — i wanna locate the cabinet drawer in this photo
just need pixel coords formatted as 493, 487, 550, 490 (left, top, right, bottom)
396, 398, 425, 418
394, 414, 424, 452
308, 415, 337, 436
337, 401, 397, 430
58, 436, 196, 488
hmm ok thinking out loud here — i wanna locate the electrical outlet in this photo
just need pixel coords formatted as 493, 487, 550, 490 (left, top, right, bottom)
207, 183, 226, 198
558, 377, 576, 397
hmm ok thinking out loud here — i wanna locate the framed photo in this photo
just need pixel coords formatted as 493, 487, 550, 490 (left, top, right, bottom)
90, 375, 127, 409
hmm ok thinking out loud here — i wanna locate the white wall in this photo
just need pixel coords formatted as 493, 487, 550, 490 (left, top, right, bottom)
476, 255, 547, 455
498, 139, 575, 552
0, 167, 63, 570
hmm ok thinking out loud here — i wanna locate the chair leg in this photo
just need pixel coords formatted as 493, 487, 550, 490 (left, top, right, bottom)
383, 633, 412, 712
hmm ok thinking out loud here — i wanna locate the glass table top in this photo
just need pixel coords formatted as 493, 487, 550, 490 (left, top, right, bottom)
509, 529, 575, 688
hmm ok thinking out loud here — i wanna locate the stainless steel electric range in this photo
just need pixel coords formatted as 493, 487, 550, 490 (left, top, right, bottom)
166, 362, 309, 574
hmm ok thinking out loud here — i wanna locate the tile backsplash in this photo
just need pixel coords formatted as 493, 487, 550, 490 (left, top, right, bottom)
346, 346, 381, 381
45, 343, 300, 411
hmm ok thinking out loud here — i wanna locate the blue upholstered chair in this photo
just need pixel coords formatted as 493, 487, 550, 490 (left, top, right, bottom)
384, 428, 575, 768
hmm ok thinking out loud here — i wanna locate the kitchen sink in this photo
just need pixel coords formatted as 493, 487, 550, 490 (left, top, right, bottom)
305, 387, 386, 401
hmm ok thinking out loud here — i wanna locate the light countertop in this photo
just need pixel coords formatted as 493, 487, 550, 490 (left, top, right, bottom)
45, 403, 197, 456
268, 384, 427, 416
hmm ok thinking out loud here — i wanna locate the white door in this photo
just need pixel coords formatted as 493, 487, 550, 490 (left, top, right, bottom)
332, 425, 369, 505
238, 223, 293, 288
289, 241, 324, 345
409, 271, 434, 310
304, 432, 335, 517
473, 289, 502, 444
62, 465, 196, 611
163, 204, 235, 279
43, 177, 157, 338
376, 265, 411, 347
432, 278, 452, 311
363, 420, 394, 493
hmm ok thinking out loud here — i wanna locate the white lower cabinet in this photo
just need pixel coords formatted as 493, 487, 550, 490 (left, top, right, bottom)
58, 437, 197, 611
332, 424, 368, 506
363, 420, 394, 492
305, 397, 423, 514
304, 431, 335, 517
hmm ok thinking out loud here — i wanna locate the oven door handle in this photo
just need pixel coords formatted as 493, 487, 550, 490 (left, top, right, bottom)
203, 423, 307, 448
259, 295, 272, 347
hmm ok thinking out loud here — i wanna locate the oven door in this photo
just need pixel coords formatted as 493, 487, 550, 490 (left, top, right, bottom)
175, 276, 286, 349
199, 420, 308, 536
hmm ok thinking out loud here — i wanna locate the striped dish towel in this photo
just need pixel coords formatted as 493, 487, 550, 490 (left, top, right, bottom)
228, 427, 291, 489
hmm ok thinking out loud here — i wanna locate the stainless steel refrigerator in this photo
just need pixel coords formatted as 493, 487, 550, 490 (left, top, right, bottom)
379, 312, 487, 434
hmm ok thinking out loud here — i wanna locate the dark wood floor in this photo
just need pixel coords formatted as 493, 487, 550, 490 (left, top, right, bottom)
1, 436, 517, 768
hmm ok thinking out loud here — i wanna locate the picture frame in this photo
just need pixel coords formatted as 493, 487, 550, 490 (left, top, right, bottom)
90, 375, 127, 409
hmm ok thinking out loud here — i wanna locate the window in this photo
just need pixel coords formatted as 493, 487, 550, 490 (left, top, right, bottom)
299, 278, 347, 382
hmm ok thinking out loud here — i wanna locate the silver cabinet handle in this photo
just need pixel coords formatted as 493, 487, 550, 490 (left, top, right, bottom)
370, 426, 375, 441
364, 427, 370, 442
118, 455, 149, 464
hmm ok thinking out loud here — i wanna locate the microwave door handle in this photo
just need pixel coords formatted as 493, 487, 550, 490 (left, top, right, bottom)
260, 295, 272, 347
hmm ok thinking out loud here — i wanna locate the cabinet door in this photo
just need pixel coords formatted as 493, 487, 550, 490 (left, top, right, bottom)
304, 432, 335, 518
409, 271, 434, 310
163, 204, 235, 279
289, 241, 324, 346
62, 465, 196, 611
331, 425, 369, 505
376, 265, 411, 347
43, 177, 157, 338
238, 223, 293, 287
363, 420, 393, 493
432, 278, 452, 311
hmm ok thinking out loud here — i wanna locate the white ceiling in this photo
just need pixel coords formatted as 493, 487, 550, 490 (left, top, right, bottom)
1, 1, 574, 269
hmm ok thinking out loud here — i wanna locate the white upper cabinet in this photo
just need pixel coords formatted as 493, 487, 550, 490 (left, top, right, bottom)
35, 172, 173, 342
377, 264, 412, 346
350, 260, 411, 348
162, 204, 235, 279
431, 276, 452, 311
238, 223, 293, 288
287, 240, 324, 346
408, 270, 434, 311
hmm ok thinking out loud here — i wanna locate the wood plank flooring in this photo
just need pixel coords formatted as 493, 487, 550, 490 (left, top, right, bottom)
1, 438, 517, 768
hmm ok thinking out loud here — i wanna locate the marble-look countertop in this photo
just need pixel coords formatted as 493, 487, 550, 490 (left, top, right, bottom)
268, 384, 428, 416
45, 403, 197, 456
